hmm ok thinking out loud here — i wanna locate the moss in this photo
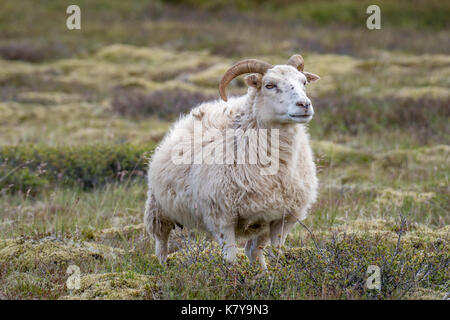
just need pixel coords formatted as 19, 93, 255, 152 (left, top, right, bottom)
3, 271, 58, 298
95, 44, 209, 65
0, 238, 122, 271
54, 59, 138, 91
313, 140, 374, 166
60, 45, 219, 91
0, 59, 45, 82
17, 91, 82, 105
60, 272, 159, 300
388, 54, 450, 68
374, 188, 435, 207
340, 218, 398, 232
376, 145, 450, 168
80, 241, 125, 259
189, 63, 235, 88
391, 86, 450, 100
405, 288, 447, 300
93, 224, 145, 242
308, 54, 359, 76
116, 78, 161, 90
324, 218, 448, 250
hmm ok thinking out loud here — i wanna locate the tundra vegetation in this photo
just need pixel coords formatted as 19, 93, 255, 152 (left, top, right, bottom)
0, 0, 449, 299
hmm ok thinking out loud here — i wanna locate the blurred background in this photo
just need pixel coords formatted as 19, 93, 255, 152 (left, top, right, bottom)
0, 0, 448, 299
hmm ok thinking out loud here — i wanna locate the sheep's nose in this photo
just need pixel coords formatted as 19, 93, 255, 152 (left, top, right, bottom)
296, 101, 311, 110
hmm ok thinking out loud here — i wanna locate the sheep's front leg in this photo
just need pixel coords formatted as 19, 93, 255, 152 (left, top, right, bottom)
270, 214, 297, 249
217, 225, 238, 263
245, 231, 269, 271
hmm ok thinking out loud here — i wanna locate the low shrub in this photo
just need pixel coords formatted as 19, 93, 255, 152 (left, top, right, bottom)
0, 42, 47, 62
111, 89, 214, 120
0, 143, 156, 194
0, 165, 49, 195
311, 96, 450, 143
144, 218, 449, 299
0, 41, 68, 63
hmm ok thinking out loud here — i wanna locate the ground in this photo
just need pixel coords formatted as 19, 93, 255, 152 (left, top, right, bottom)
0, 0, 449, 299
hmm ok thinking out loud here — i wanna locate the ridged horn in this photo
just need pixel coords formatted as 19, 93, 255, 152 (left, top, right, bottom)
219, 59, 272, 101
286, 54, 304, 71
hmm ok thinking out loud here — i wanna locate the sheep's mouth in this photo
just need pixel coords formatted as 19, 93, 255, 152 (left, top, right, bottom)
289, 114, 313, 122
288, 113, 313, 123
289, 114, 311, 118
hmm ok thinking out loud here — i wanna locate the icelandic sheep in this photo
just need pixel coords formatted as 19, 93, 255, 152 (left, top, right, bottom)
145, 54, 320, 269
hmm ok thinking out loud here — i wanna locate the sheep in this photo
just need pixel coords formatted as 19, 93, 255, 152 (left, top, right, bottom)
144, 54, 320, 270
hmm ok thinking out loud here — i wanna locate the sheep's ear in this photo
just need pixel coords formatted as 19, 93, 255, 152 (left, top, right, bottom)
244, 74, 262, 89
304, 72, 320, 82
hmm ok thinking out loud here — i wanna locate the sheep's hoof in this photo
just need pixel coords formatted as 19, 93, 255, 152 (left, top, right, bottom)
224, 253, 237, 264
222, 245, 237, 263
157, 256, 167, 265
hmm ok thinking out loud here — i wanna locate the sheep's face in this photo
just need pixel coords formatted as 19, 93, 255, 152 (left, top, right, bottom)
246, 65, 319, 125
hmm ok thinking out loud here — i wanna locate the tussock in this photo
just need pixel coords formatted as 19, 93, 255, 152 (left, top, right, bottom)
59, 272, 159, 300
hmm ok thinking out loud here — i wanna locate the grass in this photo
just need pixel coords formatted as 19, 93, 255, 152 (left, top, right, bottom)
0, 0, 449, 300
1, 188, 448, 299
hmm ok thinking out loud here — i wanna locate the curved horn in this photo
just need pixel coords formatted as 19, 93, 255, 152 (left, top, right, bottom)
286, 54, 304, 72
219, 59, 272, 101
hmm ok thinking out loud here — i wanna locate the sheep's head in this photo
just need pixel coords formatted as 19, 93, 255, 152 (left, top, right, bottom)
219, 55, 320, 124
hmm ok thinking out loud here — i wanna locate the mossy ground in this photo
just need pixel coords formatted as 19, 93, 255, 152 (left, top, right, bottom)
0, 0, 449, 299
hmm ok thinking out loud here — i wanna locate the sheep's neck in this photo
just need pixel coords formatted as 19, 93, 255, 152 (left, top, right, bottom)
241, 90, 301, 166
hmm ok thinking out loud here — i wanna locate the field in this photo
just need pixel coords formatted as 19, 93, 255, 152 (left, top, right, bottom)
0, 0, 449, 299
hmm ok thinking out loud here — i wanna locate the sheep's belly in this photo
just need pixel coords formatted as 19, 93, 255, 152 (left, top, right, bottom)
240, 209, 287, 223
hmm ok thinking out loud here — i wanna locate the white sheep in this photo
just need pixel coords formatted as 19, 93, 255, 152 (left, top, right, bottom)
144, 54, 320, 269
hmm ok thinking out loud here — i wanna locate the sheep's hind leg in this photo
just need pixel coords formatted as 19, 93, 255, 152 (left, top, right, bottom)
270, 214, 297, 248
217, 224, 238, 263
245, 231, 269, 271
144, 192, 174, 264
154, 223, 173, 264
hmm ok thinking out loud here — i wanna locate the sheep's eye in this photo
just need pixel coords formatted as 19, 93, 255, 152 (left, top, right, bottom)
302, 80, 307, 85
265, 84, 276, 89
